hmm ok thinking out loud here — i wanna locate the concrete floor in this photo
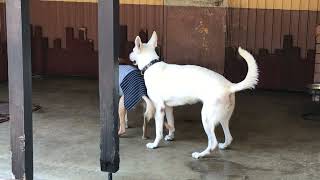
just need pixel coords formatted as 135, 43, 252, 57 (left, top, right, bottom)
0, 78, 320, 180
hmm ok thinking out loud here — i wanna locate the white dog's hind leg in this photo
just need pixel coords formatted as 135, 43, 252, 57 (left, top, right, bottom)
218, 94, 235, 150
146, 105, 165, 149
219, 119, 233, 149
192, 105, 218, 159
164, 106, 175, 141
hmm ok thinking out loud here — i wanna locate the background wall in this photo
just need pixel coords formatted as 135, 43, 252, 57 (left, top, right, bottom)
0, 0, 227, 77
0, 0, 319, 89
227, 0, 320, 83
0, 0, 226, 73
227, 0, 320, 57
2, 0, 320, 55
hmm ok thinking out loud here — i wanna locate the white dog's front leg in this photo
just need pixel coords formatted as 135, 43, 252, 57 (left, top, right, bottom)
146, 107, 165, 149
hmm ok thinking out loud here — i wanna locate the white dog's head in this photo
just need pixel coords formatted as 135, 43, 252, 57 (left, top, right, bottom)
129, 31, 160, 70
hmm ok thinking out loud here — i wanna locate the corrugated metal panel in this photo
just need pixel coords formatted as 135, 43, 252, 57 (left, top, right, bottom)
229, 0, 320, 11
227, 2, 320, 57
120, 3, 165, 46
0, 2, 5, 42
29, 1, 164, 50
2, 0, 320, 58
0, 0, 165, 50
30, 1, 99, 48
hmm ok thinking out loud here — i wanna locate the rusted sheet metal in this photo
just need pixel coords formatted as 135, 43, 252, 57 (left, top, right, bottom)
227, 8, 319, 58
3, 1, 320, 60
30, 1, 98, 49
1, 1, 227, 73
166, 6, 226, 74
28, 1, 165, 50
0, 3, 6, 42
120, 4, 165, 46
0, 3, 6, 81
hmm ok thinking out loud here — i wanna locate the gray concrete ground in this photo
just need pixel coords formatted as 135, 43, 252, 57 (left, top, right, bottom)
0, 78, 320, 180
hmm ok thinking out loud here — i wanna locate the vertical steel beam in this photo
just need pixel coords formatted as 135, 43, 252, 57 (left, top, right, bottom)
98, 0, 120, 174
6, 0, 33, 179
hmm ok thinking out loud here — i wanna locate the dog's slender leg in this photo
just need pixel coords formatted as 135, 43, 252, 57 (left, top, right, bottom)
164, 106, 175, 141
219, 118, 233, 150
219, 94, 235, 149
192, 104, 218, 159
125, 112, 128, 129
192, 127, 218, 159
142, 115, 148, 140
209, 125, 218, 152
146, 105, 165, 149
118, 96, 127, 136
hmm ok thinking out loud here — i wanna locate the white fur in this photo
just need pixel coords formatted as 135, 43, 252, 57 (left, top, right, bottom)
130, 31, 259, 159
142, 96, 155, 139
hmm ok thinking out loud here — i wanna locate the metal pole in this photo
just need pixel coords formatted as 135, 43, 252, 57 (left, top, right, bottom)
98, 0, 120, 174
6, 0, 33, 179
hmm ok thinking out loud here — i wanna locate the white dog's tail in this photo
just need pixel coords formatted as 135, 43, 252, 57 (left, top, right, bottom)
142, 96, 155, 122
230, 47, 259, 93
142, 96, 172, 131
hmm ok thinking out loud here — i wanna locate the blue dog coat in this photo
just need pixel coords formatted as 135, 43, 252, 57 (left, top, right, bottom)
119, 65, 148, 110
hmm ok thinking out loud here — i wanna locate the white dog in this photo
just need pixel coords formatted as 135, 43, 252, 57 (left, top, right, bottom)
129, 31, 258, 159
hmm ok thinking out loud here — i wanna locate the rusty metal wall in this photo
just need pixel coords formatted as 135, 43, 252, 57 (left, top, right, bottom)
120, 3, 165, 45
0, 0, 318, 88
30, 0, 98, 48
227, 0, 320, 58
1, 1, 320, 55
29, 1, 165, 50
0, 3, 5, 42
166, 6, 226, 73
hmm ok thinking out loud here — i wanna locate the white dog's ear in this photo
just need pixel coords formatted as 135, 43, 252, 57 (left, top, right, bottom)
147, 31, 158, 48
135, 36, 142, 50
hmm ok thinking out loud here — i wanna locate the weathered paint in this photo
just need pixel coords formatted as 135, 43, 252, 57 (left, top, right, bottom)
228, 7, 319, 57
315, 26, 320, 82
38, 0, 163, 5
1, 1, 319, 55
230, 0, 319, 11
164, 0, 228, 7
1, 0, 319, 84
34, 0, 320, 11
166, 6, 226, 74
38, 0, 224, 7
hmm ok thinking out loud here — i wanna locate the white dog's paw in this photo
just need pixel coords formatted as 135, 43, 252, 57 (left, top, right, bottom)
218, 143, 228, 150
192, 152, 201, 159
164, 134, 174, 141
146, 143, 158, 149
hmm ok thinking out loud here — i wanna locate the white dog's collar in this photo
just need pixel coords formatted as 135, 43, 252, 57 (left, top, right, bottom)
141, 59, 161, 75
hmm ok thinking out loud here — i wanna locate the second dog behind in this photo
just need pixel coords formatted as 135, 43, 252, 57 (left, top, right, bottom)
117, 63, 172, 139
118, 94, 154, 139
